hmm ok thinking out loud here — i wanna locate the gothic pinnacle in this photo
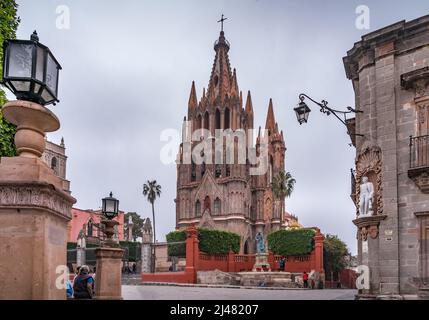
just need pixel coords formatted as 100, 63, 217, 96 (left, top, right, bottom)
188, 81, 198, 109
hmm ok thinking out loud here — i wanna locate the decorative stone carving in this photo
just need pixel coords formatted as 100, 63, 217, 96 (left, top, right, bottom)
355, 145, 383, 216
409, 170, 429, 193
353, 215, 387, 240
401, 66, 429, 97
360, 226, 369, 241
0, 183, 73, 219
415, 79, 429, 98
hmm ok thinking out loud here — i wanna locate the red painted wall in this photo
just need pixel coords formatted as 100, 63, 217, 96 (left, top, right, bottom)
142, 226, 325, 284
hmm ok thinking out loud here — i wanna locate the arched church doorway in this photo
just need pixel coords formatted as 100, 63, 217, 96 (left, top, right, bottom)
243, 238, 250, 254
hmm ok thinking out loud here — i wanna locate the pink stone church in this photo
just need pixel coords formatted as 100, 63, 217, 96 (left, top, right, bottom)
175, 30, 297, 253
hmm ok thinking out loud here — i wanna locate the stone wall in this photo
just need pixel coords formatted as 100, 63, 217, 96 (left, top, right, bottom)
344, 15, 429, 297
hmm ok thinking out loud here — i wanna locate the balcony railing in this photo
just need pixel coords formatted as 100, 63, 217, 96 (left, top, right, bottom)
410, 135, 429, 169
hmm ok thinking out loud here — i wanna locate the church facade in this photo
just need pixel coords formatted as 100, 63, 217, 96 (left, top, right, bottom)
175, 29, 289, 253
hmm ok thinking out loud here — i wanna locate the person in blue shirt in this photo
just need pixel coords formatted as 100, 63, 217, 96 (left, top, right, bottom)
66, 279, 74, 298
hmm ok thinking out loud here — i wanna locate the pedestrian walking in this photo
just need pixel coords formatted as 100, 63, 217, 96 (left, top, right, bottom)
303, 271, 309, 288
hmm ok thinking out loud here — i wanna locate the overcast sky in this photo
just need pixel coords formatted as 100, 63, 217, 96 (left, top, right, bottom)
10, 0, 429, 254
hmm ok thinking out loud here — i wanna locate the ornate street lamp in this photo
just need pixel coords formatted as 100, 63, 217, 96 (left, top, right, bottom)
294, 100, 311, 125
101, 192, 120, 247
101, 192, 119, 220
294, 93, 364, 137
1, 31, 62, 106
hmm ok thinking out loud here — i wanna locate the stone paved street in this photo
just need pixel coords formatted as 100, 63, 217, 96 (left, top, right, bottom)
122, 285, 357, 300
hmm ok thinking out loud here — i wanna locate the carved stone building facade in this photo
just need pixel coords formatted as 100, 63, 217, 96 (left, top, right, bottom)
42, 137, 70, 192
175, 30, 288, 253
344, 15, 429, 298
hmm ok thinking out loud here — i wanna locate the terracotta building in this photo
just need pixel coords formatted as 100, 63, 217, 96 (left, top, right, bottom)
175, 29, 290, 253
67, 207, 125, 244
344, 15, 429, 298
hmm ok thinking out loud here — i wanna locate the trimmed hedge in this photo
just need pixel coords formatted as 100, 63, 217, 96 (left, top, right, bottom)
166, 228, 241, 256
268, 228, 316, 256
166, 231, 187, 257
198, 228, 240, 255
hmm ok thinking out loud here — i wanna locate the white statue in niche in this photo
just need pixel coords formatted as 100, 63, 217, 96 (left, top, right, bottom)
359, 176, 374, 217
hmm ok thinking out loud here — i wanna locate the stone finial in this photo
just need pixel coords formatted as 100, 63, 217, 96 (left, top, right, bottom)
2, 100, 60, 158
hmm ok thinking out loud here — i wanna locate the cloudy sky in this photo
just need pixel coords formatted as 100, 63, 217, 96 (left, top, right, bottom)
10, 0, 429, 254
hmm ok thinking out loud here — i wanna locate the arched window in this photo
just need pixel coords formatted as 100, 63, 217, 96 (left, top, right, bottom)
269, 156, 273, 184
224, 108, 230, 129
204, 111, 209, 130
226, 165, 231, 177
51, 157, 57, 172
195, 200, 201, 217
87, 219, 93, 237
215, 108, 221, 129
214, 198, 221, 215
204, 196, 211, 213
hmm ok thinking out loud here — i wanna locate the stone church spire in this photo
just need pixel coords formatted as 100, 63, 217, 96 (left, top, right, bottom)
245, 91, 253, 114
207, 31, 233, 104
265, 98, 277, 134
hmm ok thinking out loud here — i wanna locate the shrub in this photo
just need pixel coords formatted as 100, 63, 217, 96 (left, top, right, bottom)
166, 230, 187, 257
166, 228, 241, 256
268, 228, 316, 256
198, 228, 240, 254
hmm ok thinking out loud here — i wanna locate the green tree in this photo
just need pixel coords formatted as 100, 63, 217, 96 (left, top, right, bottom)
272, 170, 296, 200
142, 180, 161, 272
124, 212, 144, 242
323, 234, 349, 280
272, 170, 296, 224
0, 0, 20, 157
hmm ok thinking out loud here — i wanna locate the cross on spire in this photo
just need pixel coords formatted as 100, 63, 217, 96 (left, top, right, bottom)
217, 14, 227, 32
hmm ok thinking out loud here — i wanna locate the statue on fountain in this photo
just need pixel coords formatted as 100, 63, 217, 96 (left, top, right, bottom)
256, 232, 266, 254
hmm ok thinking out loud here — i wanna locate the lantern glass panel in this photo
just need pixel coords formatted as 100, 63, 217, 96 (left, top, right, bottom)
46, 53, 58, 94
33, 83, 41, 94
41, 87, 53, 102
11, 80, 30, 91
35, 46, 45, 81
105, 199, 115, 213
8, 43, 33, 78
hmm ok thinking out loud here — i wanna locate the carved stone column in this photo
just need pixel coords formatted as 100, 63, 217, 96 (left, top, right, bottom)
0, 100, 76, 300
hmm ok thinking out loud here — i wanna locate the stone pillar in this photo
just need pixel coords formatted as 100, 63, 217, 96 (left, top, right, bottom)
76, 247, 86, 266
185, 225, 199, 282
0, 100, 76, 300
94, 247, 124, 299
141, 244, 152, 273
141, 218, 153, 273
314, 229, 325, 273
94, 219, 124, 300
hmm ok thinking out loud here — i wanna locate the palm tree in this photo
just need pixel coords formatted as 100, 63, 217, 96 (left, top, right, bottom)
143, 180, 161, 272
272, 171, 296, 223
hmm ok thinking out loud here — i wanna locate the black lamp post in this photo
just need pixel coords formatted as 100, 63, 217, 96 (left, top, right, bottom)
101, 192, 120, 247
294, 93, 364, 137
1, 31, 61, 106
